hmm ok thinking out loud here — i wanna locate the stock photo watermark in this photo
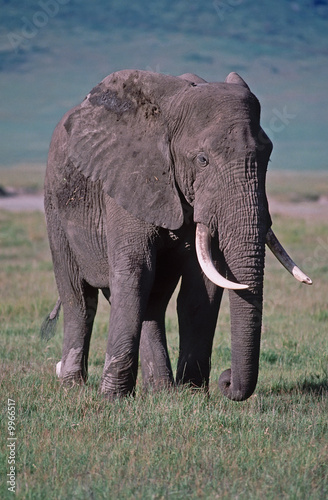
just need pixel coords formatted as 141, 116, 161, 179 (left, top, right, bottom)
302, 236, 328, 275
213, 0, 244, 21
257, 105, 296, 152
267, 107, 296, 134
7, 399, 17, 493
7, 0, 70, 52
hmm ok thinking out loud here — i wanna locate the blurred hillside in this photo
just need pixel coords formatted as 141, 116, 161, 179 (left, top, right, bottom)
0, 0, 327, 169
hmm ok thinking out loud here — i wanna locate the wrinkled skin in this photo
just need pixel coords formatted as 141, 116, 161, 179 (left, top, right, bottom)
45, 69, 273, 401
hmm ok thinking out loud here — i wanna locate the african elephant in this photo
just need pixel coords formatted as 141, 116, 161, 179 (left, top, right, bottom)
44, 69, 311, 401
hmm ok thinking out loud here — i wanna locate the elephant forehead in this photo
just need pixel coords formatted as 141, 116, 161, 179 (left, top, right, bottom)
183, 84, 260, 123
205, 121, 258, 152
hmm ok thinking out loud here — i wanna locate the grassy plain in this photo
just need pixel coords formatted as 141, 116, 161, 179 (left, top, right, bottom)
0, 166, 327, 499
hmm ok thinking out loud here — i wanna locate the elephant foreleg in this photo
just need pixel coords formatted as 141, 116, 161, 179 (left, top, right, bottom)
99, 256, 157, 398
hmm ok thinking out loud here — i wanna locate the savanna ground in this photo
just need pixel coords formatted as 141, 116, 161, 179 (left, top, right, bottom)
0, 165, 328, 499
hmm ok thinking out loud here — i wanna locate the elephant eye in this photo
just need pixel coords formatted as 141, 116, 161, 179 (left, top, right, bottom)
196, 152, 209, 168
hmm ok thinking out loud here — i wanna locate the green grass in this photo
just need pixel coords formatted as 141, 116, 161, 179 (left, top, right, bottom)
267, 170, 328, 203
0, 164, 46, 193
1, 171, 328, 499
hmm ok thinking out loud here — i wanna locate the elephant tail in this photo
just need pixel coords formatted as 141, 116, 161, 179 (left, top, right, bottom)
40, 298, 61, 341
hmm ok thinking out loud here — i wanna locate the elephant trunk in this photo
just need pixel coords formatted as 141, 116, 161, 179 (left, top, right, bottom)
219, 291, 263, 400
195, 223, 312, 401
218, 236, 265, 401
219, 228, 312, 401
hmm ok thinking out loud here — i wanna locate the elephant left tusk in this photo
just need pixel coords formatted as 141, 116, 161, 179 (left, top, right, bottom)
195, 223, 249, 290
266, 228, 313, 285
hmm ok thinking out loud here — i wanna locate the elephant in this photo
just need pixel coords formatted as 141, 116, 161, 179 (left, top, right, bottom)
43, 69, 312, 401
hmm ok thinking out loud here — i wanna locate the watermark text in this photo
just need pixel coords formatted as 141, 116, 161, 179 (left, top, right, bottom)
7, 0, 70, 52
7, 399, 16, 493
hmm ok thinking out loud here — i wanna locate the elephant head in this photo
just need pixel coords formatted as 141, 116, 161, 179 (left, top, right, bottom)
63, 70, 311, 401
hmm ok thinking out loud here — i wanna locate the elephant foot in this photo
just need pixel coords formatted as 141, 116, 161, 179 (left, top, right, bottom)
99, 388, 136, 402
60, 373, 86, 387
99, 352, 138, 399
142, 377, 175, 393
142, 362, 174, 392
176, 358, 210, 391
56, 347, 88, 386
177, 380, 209, 395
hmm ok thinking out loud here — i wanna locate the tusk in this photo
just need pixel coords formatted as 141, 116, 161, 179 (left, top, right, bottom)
266, 228, 312, 285
195, 224, 249, 290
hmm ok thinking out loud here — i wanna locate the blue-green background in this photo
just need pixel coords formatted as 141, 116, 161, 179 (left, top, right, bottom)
1, 0, 327, 170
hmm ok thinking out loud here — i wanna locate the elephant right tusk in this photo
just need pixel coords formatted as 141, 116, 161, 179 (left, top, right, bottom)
195, 223, 249, 290
266, 228, 313, 285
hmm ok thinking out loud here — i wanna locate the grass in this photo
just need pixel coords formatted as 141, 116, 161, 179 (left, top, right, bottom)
0, 164, 46, 193
0, 167, 328, 499
267, 170, 328, 203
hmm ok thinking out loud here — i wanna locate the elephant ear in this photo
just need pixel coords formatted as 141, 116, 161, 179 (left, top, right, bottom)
225, 72, 250, 90
64, 70, 191, 229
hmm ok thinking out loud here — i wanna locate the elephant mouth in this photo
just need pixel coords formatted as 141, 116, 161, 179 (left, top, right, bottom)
195, 223, 312, 289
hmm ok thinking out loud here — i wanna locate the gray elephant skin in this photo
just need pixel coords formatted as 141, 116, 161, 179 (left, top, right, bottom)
44, 69, 311, 401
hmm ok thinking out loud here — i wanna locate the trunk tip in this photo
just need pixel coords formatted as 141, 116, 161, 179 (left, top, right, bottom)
218, 369, 257, 401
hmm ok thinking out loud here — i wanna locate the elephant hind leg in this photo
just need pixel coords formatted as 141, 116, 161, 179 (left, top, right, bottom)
47, 214, 98, 385
60, 281, 99, 385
